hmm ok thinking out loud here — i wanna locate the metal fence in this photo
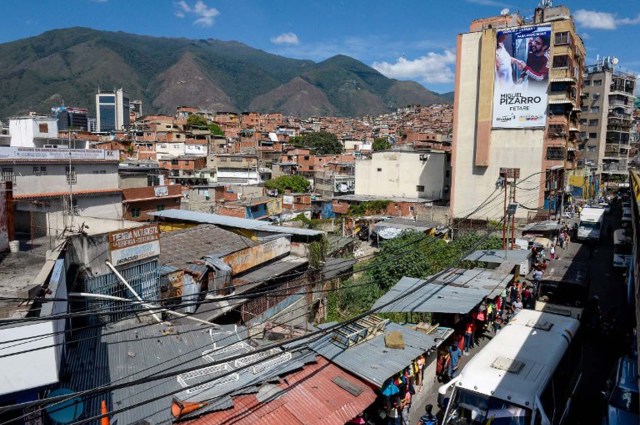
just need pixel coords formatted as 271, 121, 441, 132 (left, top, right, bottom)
84, 259, 160, 323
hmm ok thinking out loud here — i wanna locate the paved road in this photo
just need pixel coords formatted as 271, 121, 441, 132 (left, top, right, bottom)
569, 210, 633, 425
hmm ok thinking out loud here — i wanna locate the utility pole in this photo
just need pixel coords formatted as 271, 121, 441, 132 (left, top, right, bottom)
502, 175, 507, 250
68, 131, 74, 230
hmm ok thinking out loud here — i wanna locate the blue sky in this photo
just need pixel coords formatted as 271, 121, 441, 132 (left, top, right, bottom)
2, 0, 640, 94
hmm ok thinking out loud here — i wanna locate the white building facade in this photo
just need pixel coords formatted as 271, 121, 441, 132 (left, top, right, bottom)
355, 150, 447, 200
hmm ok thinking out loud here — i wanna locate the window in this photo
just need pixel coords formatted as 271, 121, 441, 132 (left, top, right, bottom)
589, 132, 598, 139
304, 156, 310, 160
1, 168, 14, 183
579, 119, 587, 125
157, 204, 165, 211
377, 168, 382, 172
593, 79, 602, 86
92, 170, 107, 174
588, 145, 596, 153
548, 124, 565, 136
591, 106, 600, 113
38, 123, 49, 133
546, 147, 566, 160
580, 105, 588, 112
589, 119, 599, 126
33, 166, 46, 176
584, 80, 591, 86
309, 166, 314, 170
554, 31, 570, 45
592, 93, 600, 100
171, 159, 178, 165
131, 208, 141, 218
65, 166, 76, 184
552, 55, 569, 68
416, 185, 425, 192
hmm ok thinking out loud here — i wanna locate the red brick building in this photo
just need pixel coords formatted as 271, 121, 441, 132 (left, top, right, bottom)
122, 185, 183, 221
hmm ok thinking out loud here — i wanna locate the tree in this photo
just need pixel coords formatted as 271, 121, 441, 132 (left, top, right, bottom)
264, 175, 310, 193
299, 131, 343, 154
372, 137, 391, 151
208, 123, 224, 136
186, 114, 208, 129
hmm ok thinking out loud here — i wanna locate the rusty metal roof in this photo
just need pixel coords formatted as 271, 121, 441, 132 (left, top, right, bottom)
159, 224, 256, 269
182, 356, 376, 425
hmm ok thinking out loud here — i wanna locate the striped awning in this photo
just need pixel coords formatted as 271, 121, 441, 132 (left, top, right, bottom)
548, 98, 574, 104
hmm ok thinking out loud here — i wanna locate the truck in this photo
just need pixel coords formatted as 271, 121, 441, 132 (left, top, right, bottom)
577, 207, 605, 241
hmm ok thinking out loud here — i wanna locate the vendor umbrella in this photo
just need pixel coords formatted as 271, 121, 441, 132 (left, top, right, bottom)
381, 379, 399, 397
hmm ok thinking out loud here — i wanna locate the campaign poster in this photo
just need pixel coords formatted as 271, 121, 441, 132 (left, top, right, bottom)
492, 25, 551, 128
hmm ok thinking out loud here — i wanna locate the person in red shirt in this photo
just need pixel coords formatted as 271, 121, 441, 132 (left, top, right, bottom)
515, 34, 550, 83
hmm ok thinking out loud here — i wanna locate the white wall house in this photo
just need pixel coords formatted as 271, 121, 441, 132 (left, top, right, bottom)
355, 150, 447, 200
156, 142, 186, 160
9, 117, 63, 148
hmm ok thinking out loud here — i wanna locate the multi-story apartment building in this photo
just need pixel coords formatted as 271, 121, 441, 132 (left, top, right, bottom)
210, 153, 269, 185
581, 59, 636, 192
9, 116, 66, 148
51, 106, 89, 131
96, 88, 130, 133
451, 4, 585, 220
0, 147, 124, 237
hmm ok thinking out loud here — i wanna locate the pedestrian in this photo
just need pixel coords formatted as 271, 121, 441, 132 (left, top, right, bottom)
564, 231, 570, 249
419, 404, 438, 425
401, 391, 411, 425
448, 343, 462, 379
436, 350, 450, 383
492, 314, 502, 333
464, 320, 473, 354
388, 396, 401, 425
511, 296, 524, 317
558, 232, 565, 249
550, 245, 555, 260
522, 285, 533, 309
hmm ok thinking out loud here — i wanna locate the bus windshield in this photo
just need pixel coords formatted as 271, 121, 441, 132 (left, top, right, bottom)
445, 388, 531, 425
579, 221, 599, 229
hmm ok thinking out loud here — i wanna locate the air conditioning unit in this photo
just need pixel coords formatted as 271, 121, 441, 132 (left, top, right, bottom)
419, 154, 430, 161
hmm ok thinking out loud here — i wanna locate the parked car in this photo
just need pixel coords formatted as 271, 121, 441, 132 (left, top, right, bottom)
603, 355, 639, 425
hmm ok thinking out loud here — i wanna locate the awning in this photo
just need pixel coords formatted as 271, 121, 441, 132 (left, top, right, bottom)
180, 356, 377, 425
550, 77, 576, 83
548, 98, 574, 105
371, 268, 513, 314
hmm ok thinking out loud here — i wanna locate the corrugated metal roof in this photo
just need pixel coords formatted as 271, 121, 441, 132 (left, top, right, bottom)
62, 322, 318, 424
309, 322, 436, 388
371, 268, 513, 314
150, 210, 324, 237
182, 356, 376, 425
232, 255, 308, 293
160, 224, 256, 269
464, 249, 531, 265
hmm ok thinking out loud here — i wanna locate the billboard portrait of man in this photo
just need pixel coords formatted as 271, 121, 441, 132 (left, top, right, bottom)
492, 25, 552, 129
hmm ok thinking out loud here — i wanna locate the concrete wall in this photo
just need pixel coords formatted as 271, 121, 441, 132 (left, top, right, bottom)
119, 173, 149, 189
11, 162, 120, 197
355, 151, 446, 200
9, 118, 58, 148
451, 32, 545, 221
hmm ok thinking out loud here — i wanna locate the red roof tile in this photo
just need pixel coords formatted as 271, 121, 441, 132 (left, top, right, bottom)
12, 188, 122, 200
183, 356, 376, 425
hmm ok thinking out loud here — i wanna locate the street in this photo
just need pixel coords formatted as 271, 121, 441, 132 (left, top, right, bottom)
409, 210, 634, 425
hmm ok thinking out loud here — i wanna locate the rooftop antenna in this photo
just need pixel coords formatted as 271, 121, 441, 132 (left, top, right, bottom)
500, 8, 510, 16
539, 0, 552, 8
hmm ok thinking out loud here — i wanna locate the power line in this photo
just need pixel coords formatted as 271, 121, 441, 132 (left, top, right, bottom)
0, 187, 511, 422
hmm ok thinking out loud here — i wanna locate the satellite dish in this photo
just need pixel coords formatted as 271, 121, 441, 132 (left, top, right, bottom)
612, 57, 619, 65
501, 8, 510, 16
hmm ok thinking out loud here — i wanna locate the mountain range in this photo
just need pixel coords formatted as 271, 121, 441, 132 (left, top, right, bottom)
0, 28, 452, 119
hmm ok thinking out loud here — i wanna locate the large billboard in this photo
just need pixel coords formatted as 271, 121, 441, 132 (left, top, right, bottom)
492, 25, 551, 128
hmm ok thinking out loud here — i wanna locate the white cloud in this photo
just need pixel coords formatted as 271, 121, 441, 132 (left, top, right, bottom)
271, 32, 300, 45
574, 9, 640, 30
372, 51, 456, 84
174, 1, 219, 27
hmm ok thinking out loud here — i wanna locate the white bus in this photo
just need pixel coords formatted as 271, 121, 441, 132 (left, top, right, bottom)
440, 309, 581, 425
613, 229, 632, 270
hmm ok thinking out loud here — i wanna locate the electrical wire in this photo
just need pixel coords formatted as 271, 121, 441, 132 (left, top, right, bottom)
0, 186, 511, 422
3, 212, 507, 425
